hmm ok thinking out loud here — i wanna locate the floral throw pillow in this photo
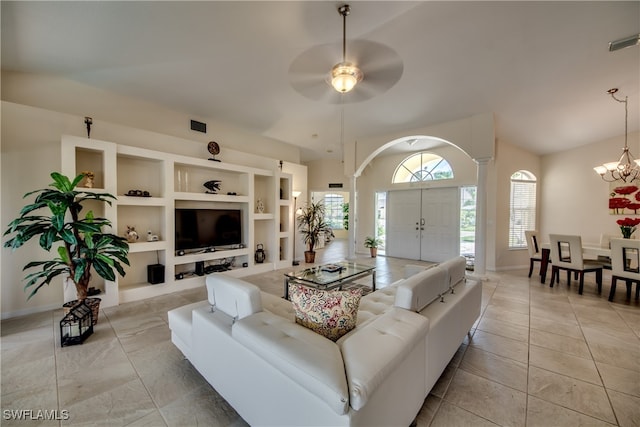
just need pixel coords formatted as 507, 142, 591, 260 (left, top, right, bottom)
288, 284, 362, 341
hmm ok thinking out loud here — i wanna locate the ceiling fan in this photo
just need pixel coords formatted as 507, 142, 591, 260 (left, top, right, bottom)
289, 3, 404, 104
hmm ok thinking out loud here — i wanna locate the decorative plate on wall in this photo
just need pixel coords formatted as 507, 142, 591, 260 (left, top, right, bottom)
208, 141, 220, 162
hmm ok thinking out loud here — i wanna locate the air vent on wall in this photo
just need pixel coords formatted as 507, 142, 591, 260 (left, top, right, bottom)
328, 183, 343, 189
190, 120, 207, 133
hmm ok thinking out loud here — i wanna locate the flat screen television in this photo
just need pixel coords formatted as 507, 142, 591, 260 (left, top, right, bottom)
175, 208, 242, 251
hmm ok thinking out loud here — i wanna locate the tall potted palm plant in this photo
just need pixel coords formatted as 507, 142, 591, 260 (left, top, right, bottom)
3, 172, 130, 322
296, 201, 331, 263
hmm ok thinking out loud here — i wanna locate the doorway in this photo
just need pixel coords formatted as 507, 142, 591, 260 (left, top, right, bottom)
385, 187, 459, 262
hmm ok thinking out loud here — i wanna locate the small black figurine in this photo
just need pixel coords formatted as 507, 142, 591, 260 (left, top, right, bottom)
203, 180, 221, 194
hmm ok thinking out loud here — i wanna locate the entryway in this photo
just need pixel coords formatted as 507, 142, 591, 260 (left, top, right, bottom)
385, 187, 459, 262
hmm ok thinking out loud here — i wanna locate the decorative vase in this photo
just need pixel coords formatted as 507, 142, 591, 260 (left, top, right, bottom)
254, 244, 266, 263
370, 248, 378, 258
63, 297, 101, 326
304, 251, 316, 263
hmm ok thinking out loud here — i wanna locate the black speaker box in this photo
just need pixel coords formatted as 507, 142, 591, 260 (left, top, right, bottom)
147, 264, 165, 284
195, 261, 205, 276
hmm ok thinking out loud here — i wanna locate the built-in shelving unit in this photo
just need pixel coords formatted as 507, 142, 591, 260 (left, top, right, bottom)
61, 135, 293, 307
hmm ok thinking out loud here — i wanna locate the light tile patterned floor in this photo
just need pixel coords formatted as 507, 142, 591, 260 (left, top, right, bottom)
2, 240, 639, 426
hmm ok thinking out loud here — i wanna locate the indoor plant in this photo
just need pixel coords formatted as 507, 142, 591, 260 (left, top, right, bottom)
3, 172, 130, 322
296, 201, 331, 263
364, 236, 383, 257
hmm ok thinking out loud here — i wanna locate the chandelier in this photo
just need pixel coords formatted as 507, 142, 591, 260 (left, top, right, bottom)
593, 89, 640, 182
330, 5, 363, 93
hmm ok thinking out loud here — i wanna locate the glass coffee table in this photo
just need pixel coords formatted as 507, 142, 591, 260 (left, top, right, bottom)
284, 261, 376, 300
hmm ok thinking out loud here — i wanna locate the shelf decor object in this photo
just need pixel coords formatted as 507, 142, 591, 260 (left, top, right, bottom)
255, 244, 266, 264
204, 180, 221, 194
60, 300, 93, 347
208, 141, 221, 162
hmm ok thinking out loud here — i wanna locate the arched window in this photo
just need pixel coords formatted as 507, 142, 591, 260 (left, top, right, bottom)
509, 170, 537, 249
392, 152, 454, 183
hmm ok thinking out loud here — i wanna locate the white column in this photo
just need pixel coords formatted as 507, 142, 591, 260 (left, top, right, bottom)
348, 175, 357, 260
470, 158, 490, 279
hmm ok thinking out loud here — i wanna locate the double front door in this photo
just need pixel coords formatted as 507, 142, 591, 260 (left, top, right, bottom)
386, 188, 459, 262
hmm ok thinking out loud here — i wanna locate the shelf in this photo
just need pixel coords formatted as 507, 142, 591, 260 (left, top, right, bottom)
118, 196, 168, 206
62, 135, 294, 308
254, 213, 275, 220
174, 192, 249, 203
174, 248, 250, 264
127, 241, 169, 253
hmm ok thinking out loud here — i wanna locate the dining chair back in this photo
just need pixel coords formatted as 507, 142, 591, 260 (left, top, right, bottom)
608, 238, 640, 302
549, 234, 603, 295
524, 230, 542, 277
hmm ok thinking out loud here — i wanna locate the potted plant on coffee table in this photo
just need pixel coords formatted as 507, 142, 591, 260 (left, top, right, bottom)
364, 236, 383, 258
296, 200, 331, 264
3, 172, 130, 323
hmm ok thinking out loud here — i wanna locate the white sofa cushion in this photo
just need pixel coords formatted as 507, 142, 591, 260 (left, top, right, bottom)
205, 273, 262, 320
403, 263, 436, 279
232, 311, 350, 415
394, 266, 449, 312
357, 285, 397, 326
167, 300, 210, 358
438, 256, 467, 291
339, 307, 430, 410
261, 291, 295, 320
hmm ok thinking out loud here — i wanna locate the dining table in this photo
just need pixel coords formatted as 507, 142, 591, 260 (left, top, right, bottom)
538, 243, 611, 283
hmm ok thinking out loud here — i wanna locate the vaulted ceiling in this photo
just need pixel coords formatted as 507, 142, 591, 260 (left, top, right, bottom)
2, 1, 639, 161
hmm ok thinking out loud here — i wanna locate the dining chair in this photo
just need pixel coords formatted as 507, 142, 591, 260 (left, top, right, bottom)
608, 238, 640, 302
524, 230, 542, 277
549, 234, 603, 295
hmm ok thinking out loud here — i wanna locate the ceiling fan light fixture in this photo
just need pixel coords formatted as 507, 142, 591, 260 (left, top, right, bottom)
331, 61, 363, 93
329, 4, 363, 94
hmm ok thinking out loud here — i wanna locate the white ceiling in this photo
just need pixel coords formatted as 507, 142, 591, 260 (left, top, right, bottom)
2, 1, 639, 162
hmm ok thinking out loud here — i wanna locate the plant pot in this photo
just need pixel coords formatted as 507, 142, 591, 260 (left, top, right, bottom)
369, 248, 378, 258
304, 251, 316, 263
63, 297, 101, 325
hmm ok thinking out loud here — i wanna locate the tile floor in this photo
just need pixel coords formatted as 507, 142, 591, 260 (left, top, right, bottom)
1, 240, 639, 426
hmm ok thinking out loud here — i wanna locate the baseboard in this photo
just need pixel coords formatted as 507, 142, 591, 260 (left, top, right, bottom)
1, 302, 61, 320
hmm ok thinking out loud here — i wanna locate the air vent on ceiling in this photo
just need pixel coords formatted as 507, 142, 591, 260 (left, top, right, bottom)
609, 34, 640, 52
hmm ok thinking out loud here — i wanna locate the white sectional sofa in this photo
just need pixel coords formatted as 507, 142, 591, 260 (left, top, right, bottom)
168, 256, 482, 427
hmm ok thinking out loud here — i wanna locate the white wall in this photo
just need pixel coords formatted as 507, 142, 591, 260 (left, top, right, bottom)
491, 139, 541, 270
540, 131, 640, 245
2, 71, 300, 164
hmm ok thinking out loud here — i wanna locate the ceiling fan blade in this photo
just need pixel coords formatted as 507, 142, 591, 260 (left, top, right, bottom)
289, 39, 403, 103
